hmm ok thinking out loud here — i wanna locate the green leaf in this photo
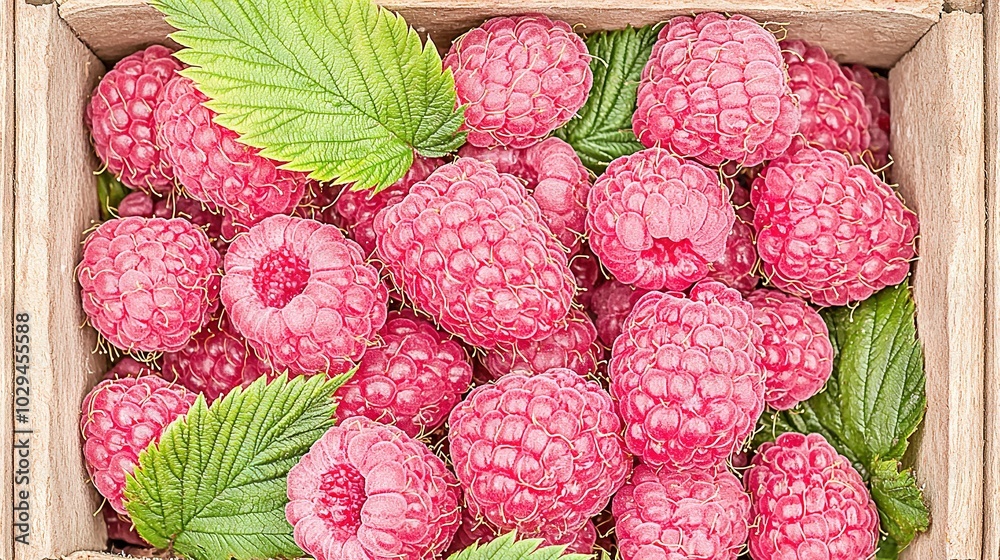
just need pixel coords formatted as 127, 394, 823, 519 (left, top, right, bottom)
870, 459, 930, 552
124, 373, 350, 560
96, 171, 130, 221
447, 531, 592, 560
151, 0, 466, 191
554, 26, 658, 174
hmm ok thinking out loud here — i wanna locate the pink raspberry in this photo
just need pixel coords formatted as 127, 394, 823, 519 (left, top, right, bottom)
610, 281, 765, 469
752, 147, 918, 306
746, 432, 879, 560
482, 308, 603, 378
449, 369, 630, 543
747, 289, 833, 410
156, 75, 309, 225
450, 505, 597, 554
293, 185, 341, 225
162, 316, 271, 402
334, 310, 473, 437
782, 40, 871, 159
613, 465, 750, 560
589, 280, 650, 347
458, 138, 592, 253
374, 158, 576, 347
633, 13, 800, 167
570, 246, 601, 307
78, 217, 221, 353
444, 14, 592, 149
706, 182, 759, 295
587, 147, 735, 291
103, 505, 149, 547
86, 45, 181, 196
117, 191, 230, 254
221, 215, 388, 376
81, 376, 196, 514
332, 157, 443, 255
285, 416, 461, 560
842, 64, 891, 170
103, 356, 160, 381
117, 191, 156, 218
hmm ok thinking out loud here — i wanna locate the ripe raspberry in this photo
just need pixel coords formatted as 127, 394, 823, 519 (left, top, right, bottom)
334, 310, 472, 437
81, 376, 196, 514
570, 246, 601, 307
589, 280, 650, 347
706, 183, 759, 295
610, 281, 765, 469
613, 465, 750, 560
117, 191, 230, 254
285, 416, 461, 560
162, 316, 271, 402
221, 215, 388, 376
86, 45, 181, 196
782, 40, 871, 159
449, 506, 597, 554
117, 192, 155, 218
587, 148, 735, 291
156, 75, 309, 225
482, 308, 603, 378
444, 14, 592, 149
633, 13, 800, 167
78, 217, 221, 353
103, 356, 160, 381
374, 158, 576, 347
332, 157, 443, 255
458, 138, 592, 253
293, 185, 341, 225
746, 432, 879, 560
449, 369, 630, 543
752, 147, 918, 306
842, 64, 891, 169
747, 289, 833, 410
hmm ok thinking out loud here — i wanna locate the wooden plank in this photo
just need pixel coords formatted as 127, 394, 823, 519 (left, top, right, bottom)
1, 0, 14, 556
983, 0, 1000, 558
947, 0, 984, 11
889, 11, 985, 560
12, 2, 108, 558
57, 0, 941, 67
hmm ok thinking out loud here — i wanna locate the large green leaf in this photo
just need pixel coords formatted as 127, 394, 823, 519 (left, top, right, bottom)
152, 0, 466, 191
124, 374, 349, 560
448, 531, 592, 560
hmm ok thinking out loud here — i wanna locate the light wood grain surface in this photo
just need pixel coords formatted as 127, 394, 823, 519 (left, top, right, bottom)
890, 11, 985, 560
947, 0, 984, 11
983, 0, 1000, 558
56, 0, 941, 68
13, 2, 108, 558
1, 0, 15, 556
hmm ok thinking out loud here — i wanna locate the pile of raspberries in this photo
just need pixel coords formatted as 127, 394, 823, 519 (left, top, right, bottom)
80, 12, 913, 560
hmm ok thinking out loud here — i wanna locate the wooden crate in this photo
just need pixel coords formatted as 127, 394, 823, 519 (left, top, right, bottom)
10, 1, 986, 559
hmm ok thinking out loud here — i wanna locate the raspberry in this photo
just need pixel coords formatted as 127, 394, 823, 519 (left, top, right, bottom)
587, 147, 735, 291
782, 40, 871, 159
117, 191, 155, 218
78, 217, 221, 353
162, 315, 272, 402
746, 432, 879, 560
747, 289, 833, 410
589, 280, 650, 347
613, 465, 750, 560
332, 157, 443, 255
334, 310, 473, 437
86, 45, 181, 196
117, 191, 230, 254
632, 13, 800, 167
444, 14, 592, 149
103, 356, 160, 381
569, 246, 601, 307
482, 308, 603, 378
103, 505, 149, 547
706, 182, 759, 295
285, 416, 461, 560
449, 506, 597, 554
610, 281, 765, 469
449, 369, 630, 543
751, 147, 918, 306
458, 138, 592, 253
156, 75, 309, 225
842, 64, 891, 170
374, 158, 576, 347
81, 376, 196, 514
293, 185, 341, 225
221, 215, 387, 376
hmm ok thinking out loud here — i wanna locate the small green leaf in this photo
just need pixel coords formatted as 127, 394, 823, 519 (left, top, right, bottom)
124, 374, 350, 560
151, 0, 466, 191
448, 531, 592, 560
870, 459, 930, 552
96, 171, 130, 221
554, 26, 658, 174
